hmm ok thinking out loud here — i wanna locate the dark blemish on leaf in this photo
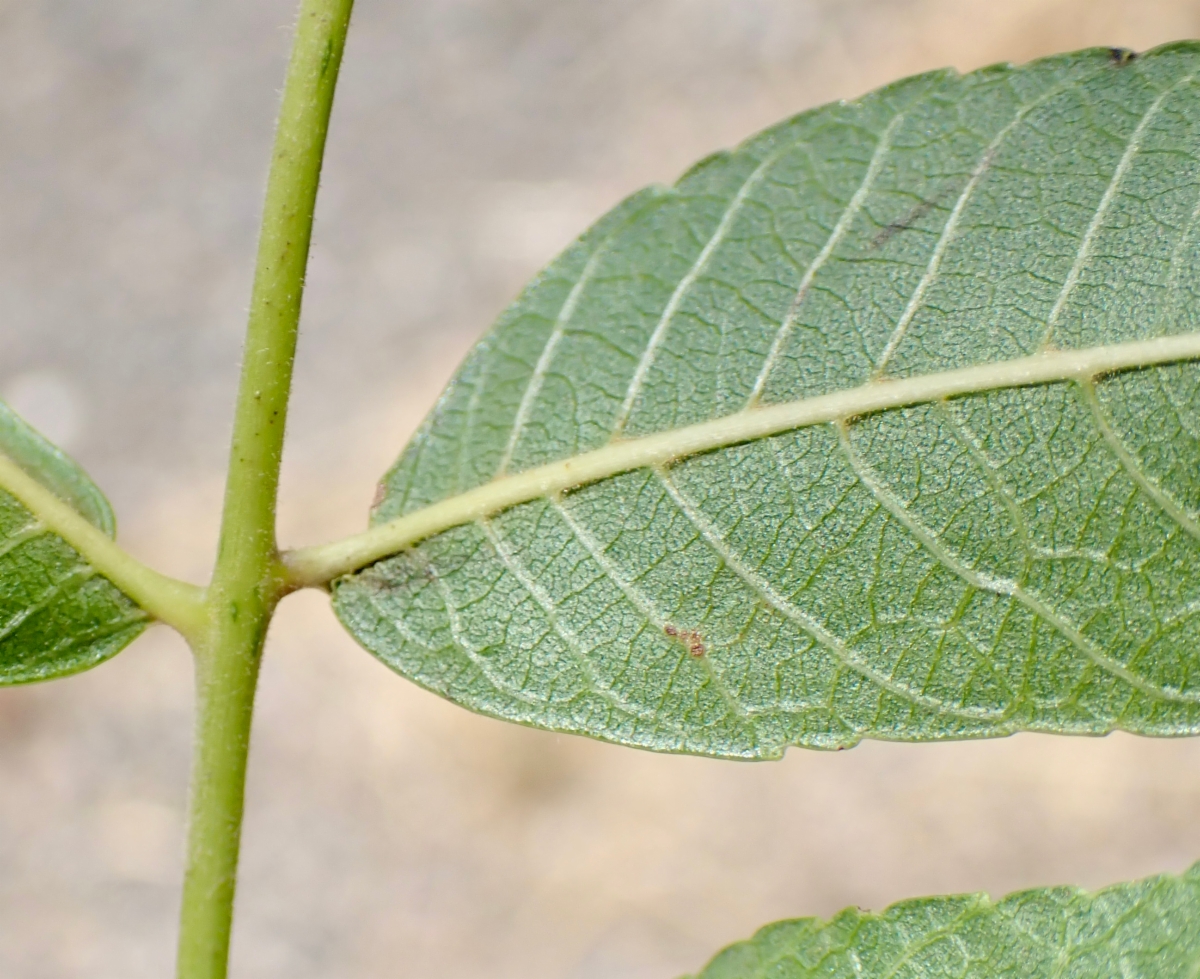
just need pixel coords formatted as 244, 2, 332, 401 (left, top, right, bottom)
664, 623, 706, 657
870, 147, 998, 250
871, 196, 941, 249
1108, 47, 1137, 66
370, 481, 387, 511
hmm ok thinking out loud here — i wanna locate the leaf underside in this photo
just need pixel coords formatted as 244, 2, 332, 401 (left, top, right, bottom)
337, 43, 1200, 757
686, 862, 1200, 979
0, 404, 145, 684
0, 400, 116, 535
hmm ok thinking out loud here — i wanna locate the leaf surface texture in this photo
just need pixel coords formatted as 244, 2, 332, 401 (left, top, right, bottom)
687, 863, 1200, 978
0, 403, 145, 683
337, 44, 1200, 756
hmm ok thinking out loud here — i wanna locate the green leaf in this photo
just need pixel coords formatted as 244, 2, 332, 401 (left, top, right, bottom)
0, 403, 146, 684
336, 43, 1200, 757
0, 400, 115, 536
686, 863, 1200, 978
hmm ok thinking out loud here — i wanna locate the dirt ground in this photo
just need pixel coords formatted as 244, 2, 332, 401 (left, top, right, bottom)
1, 0, 1200, 976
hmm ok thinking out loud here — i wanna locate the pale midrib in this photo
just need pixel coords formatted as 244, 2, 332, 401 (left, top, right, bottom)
282, 331, 1200, 587
0, 453, 206, 637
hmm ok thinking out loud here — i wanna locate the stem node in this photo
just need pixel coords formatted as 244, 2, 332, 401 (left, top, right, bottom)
175, 2, 354, 976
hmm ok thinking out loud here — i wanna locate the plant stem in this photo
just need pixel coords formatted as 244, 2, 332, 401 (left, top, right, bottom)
176, 1, 354, 976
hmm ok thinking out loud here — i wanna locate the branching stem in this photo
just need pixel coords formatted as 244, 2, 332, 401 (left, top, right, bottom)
176, 1, 354, 976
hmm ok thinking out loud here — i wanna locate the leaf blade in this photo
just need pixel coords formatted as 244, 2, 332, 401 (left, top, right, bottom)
337, 43, 1200, 756
0, 489, 147, 684
0, 400, 115, 535
686, 863, 1200, 978
0, 404, 147, 683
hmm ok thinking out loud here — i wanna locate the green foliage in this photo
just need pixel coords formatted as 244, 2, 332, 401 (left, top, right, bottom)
0, 401, 145, 684
0, 399, 115, 535
689, 863, 1200, 979
5, 13, 1200, 976
335, 43, 1200, 758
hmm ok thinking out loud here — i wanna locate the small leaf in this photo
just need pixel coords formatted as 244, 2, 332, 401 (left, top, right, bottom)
0, 402, 145, 684
0, 400, 115, 535
686, 863, 1200, 978
337, 43, 1200, 756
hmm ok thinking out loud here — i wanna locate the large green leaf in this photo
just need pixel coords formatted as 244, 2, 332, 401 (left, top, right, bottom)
336, 43, 1200, 757
0, 404, 146, 683
687, 863, 1200, 978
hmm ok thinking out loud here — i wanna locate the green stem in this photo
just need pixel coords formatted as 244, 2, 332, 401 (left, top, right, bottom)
176, 1, 354, 976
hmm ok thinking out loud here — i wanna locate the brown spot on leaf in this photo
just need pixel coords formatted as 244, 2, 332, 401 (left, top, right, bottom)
1108, 47, 1137, 66
664, 624, 706, 657
370, 481, 387, 511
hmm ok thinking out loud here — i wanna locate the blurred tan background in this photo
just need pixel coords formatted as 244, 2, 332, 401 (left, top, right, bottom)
1, 0, 1200, 976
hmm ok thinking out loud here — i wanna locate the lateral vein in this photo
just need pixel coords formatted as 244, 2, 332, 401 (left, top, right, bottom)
835, 421, 1200, 705
549, 496, 751, 723
873, 64, 1130, 376
497, 233, 623, 477
478, 517, 687, 726
1077, 379, 1200, 543
612, 144, 789, 438
750, 111, 904, 403
1039, 74, 1197, 348
655, 467, 1008, 719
